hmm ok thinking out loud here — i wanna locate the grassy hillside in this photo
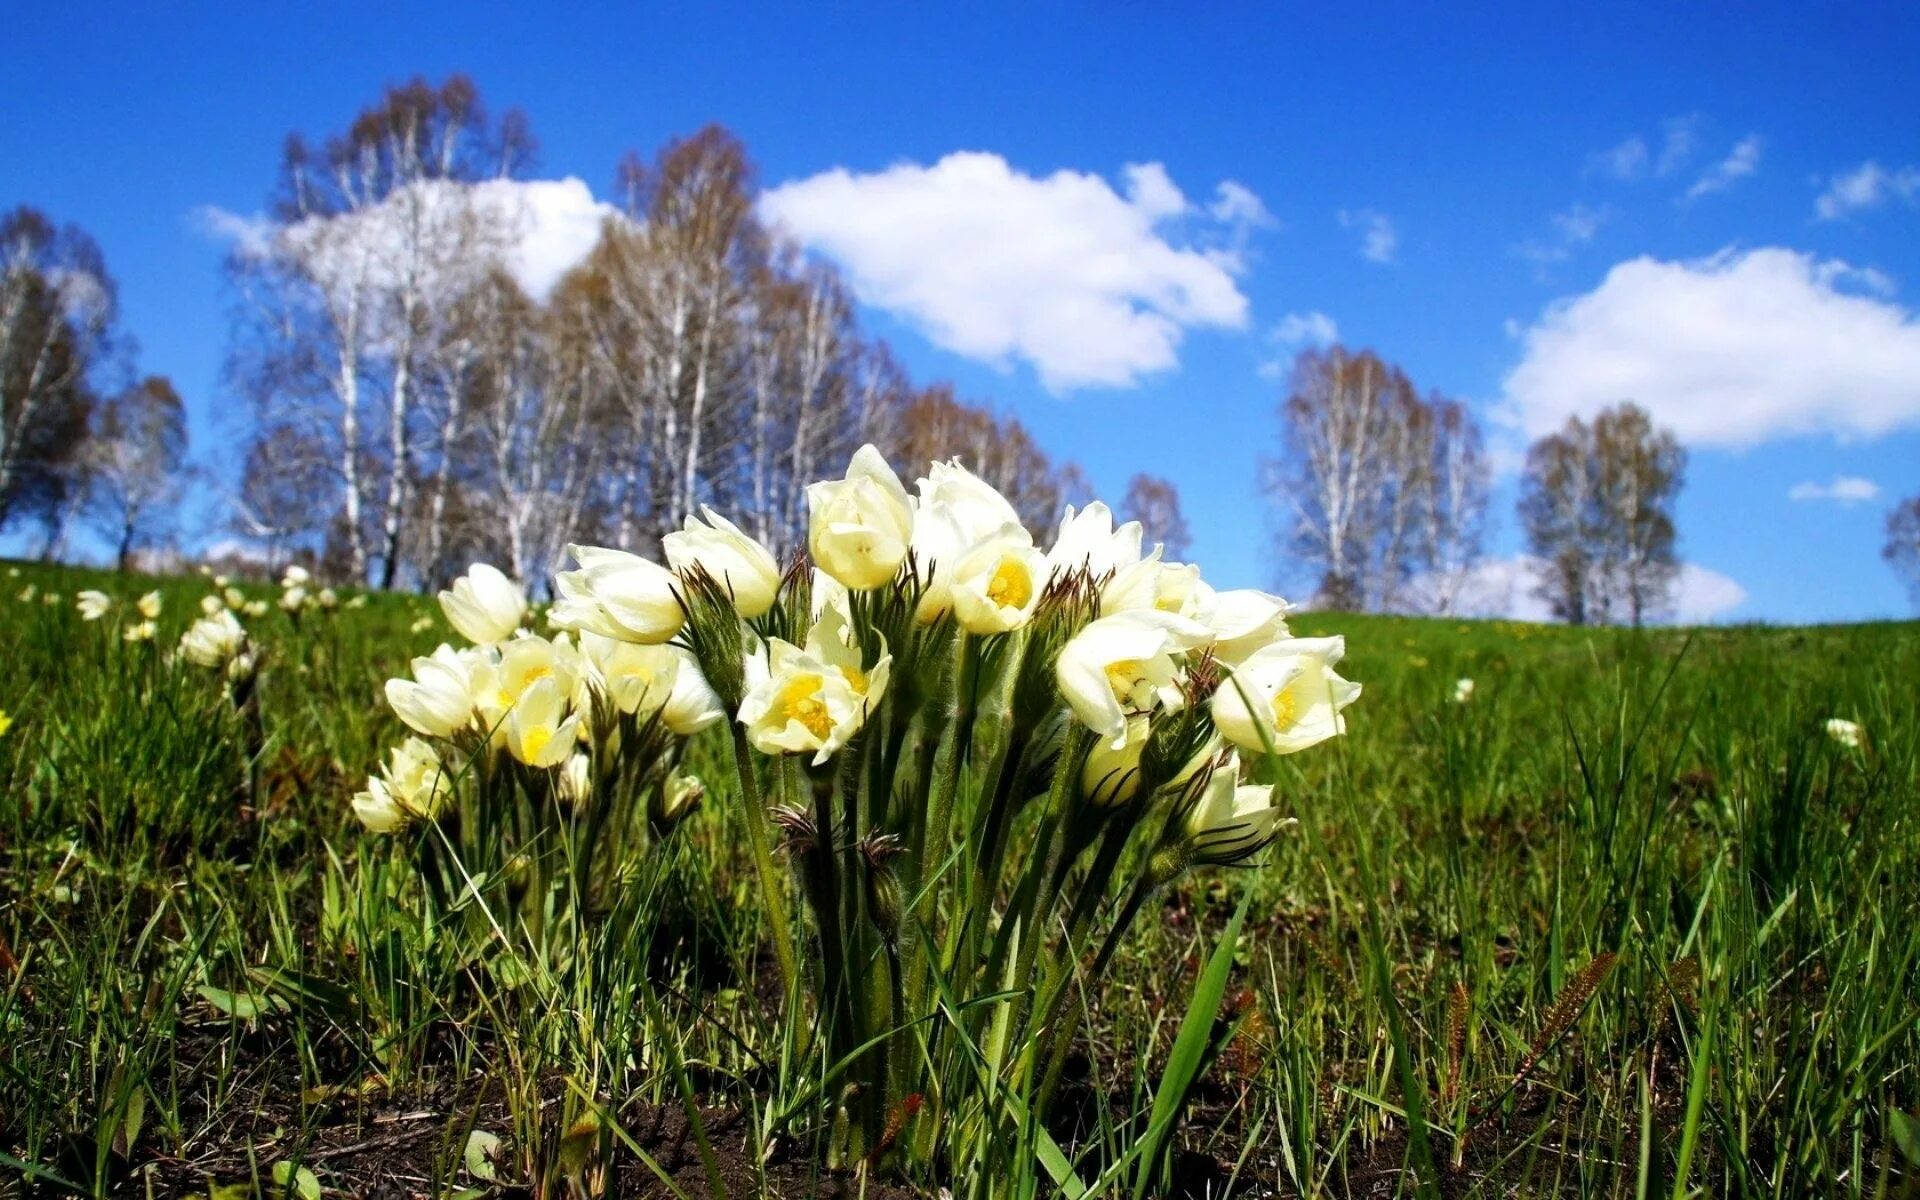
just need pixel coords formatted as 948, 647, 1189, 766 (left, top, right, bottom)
2, 560, 1915, 1197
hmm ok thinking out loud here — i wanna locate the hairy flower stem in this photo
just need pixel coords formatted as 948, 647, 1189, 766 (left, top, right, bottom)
899, 635, 977, 1035
728, 724, 798, 1001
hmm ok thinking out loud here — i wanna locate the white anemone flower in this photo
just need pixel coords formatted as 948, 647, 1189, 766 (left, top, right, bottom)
1055, 609, 1213, 748
385, 644, 479, 739
181, 608, 247, 669
1210, 636, 1361, 756
664, 506, 782, 618
352, 737, 452, 832
438, 563, 527, 645
1045, 501, 1144, 583
76, 590, 112, 621
737, 607, 891, 764
1825, 717, 1863, 749
502, 676, 582, 768
806, 444, 915, 591
551, 546, 686, 644
1206, 589, 1292, 665
948, 534, 1048, 635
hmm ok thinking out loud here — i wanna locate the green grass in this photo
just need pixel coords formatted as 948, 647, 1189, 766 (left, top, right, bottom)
2, 560, 1915, 1197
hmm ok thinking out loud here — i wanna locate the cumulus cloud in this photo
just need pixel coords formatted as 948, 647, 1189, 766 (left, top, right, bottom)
1788, 475, 1881, 504
198, 176, 619, 303
1815, 161, 1920, 221
759, 152, 1255, 390
1682, 134, 1763, 202
1500, 247, 1920, 447
1337, 208, 1397, 264
1449, 555, 1747, 624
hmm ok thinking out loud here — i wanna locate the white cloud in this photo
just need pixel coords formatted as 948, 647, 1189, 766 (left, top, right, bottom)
1449, 555, 1747, 624
1815, 161, 1920, 221
760, 152, 1253, 390
1258, 310, 1340, 380
1210, 180, 1271, 226
1682, 134, 1763, 202
1515, 203, 1610, 269
199, 176, 619, 304
1338, 208, 1397, 264
1589, 136, 1650, 182
1788, 475, 1881, 504
1587, 115, 1703, 182
1500, 246, 1920, 447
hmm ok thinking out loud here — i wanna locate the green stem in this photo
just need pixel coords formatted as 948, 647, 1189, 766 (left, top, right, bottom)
729, 724, 799, 1000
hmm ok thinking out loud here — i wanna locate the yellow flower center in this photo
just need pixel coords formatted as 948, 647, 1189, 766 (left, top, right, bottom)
985, 557, 1032, 610
1270, 685, 1299, 731
838, 664, 869, 694
1105, 659, 1146, 702
778, 675, 834, 739
521, 723, 552, 762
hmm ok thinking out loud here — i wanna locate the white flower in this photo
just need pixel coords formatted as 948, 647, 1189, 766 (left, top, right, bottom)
224, 586, 246, 610
122, 620, 156, 643
410, 615, 434, 634
916, 458, 1023, 544
439, 563, 526, 645
737, 607, 891, 764
281, 564, 310, 588
1825, 717, 1863, 750
76, 590, 112, 621
1046, 501, 1144, 583
136, 591, 162, 620
655, 773, 705, 826
199, 594, 224, 616
1210, 636, 1361, 756
551, 546, 686, 644
1103, 552, 1215, 624
1055, 610, 1213, 748
1453, 678, 1475, 704
909, 458, 1030, 622
212, 574, 230, 588
243, 600, 270, 618
661, 650, 726, 736
345, 594, 368, 609
1081, 715, 1149, 808
316, 588, 339, 610
352, 737, 451, 832
555, 752, 593, 808
385, 645, 478, 739
181, 609, 247, 669
279, 585, 308, 613
1184, 767, 1284, 865
807, 444, 915, 591
664, 507, 782, 618
579, 631, 681, 717
502, 677, 581, 768
17, 584, 35, 602
948, 535, 1048, 635
472, 635, 583, 736
1206, 590, 1292, 665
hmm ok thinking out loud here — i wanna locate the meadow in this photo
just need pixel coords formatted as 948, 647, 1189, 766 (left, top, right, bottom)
1, 560, 1915, 1198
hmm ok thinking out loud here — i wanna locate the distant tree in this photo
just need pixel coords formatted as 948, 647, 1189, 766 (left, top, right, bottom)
1519, 402, 1685, 626
1265, 344, 1484, 611
1, 207, 117, 534
887, 385, 1079, 537
1886, 495, 1920, 609
84, 375, 188, 569
1121, 473, 1191, 559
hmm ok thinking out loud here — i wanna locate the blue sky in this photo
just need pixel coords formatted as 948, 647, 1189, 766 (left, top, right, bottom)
4, 2, 1918, 622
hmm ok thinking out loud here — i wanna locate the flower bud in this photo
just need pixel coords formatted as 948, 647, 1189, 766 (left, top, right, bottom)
438, 563, 527, 645
664, 507, 781, 618
1080, 716, 1149, 808
806, 445, 914, 591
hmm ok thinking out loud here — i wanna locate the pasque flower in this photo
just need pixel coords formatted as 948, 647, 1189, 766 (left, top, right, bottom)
1825, 717, 1863, 749
948, 534, 1048, 635
580, 631, 682, 717
1046, 501, 1144, 583
181, 608, 247, 669
1453, 677, 1475, 704
909, 458, 1030, 622
439, 563, 527, 645
1183, 766, 1285, 866
385, 645, 479, 739
1210, 636, 1361, 755
502, 677, 581, 768
137, 591, 163, 620
1206, 589, 1292, 665
1056, 609, 1212, 748
1081, 715, 1150, 807
551, 546, 686, 644
662, 650, 727, 735
76, 590, 111, 621
664, 507, 782, 618
738, 607, 891, 764
352, 736, 452, 832
807, 444, 915, 591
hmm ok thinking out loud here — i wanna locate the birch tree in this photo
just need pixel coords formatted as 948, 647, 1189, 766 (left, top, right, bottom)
84, 375, 188, 569
1121, 474, 1191, 559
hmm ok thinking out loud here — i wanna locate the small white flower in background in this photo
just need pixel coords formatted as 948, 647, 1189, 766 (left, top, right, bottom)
502, 677, 581, 768
199, 594, 224, 616
281, 564, 310, 589
1825, 718, 1863, 750
664, 507, 782, 618
137, 591, 162, 620
1056, 609, 1212, 748
1081, 715, 1150, 808
1211, 636, 1362, 756
279, 585, 308, 613
655, 772, 706, 827
17, 584, 36, 602
1206, 590, 1292, 665
738, 606, 891, 764
555, 751, 593, 808
807, 444, 915, 591
181, 609, 247, 669
345, 594, 368, 609
409, 615, 434, 634
243, 599, 270, 618
661, 650, 726, 736
551, 546, 686, 644
1046, 501, 1144, 584
43, 591, 61, 605
76, 590, 112, 621
352, 737, 451, 832
224, 586, 246, 610
212, 574, 230, 588
1453, 678, 1475, 704
122, 620, 156, 643
438, 563, 527, 645
948, 534, 1048, 635
386, 645, 478, 739
198, 564, 213, 577
1184, 766, 1286, 866
6, 566, 18, 577
316, 587, 338, 610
